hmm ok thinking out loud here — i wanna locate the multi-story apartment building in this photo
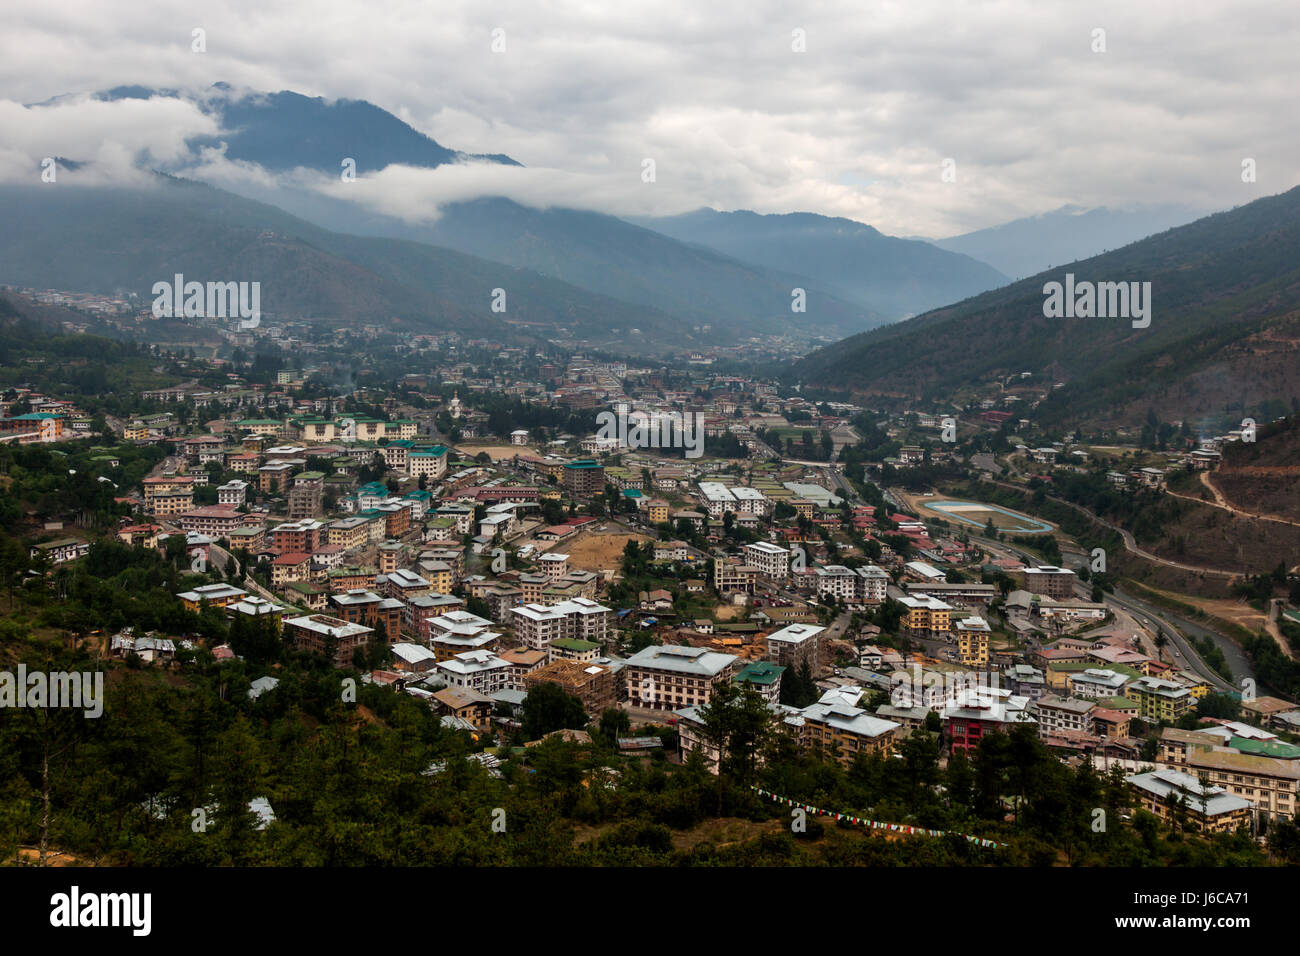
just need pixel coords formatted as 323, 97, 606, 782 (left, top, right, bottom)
744, 541, 790, 581
814, 565, 859, 602
732, 661, 786, 702
1129, 675, 1196, 722
796, 702, 901, 767
408, 446, 449, 480
176, 506, 246, 537
285, 613, 373, 669
623, 645, 739, 712
270, 519, 327, 554
1021, 565, 1077, 600
941, 689, 1035, 755
424, 610, 502, 660
713, 558, 759, 594
1125, 769, 1252, 833
898, 593, 953, 637
954, 615, 991, 667
1035, 695, 1095, 739
434, 649, 512, 695
509, 598, 611, 652
287, 471, 324, 519
329, 589, 404, 643
217, 479, 249, 507
327, 517, 371, 551
1066, 667, 1132, 699
764, 622, 824, 672
855, 565, 889, 604
562, 459, 605, 497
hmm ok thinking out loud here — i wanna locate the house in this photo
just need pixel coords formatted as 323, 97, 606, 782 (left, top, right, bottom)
30, 538, 90, 565
430, 686, 494, 733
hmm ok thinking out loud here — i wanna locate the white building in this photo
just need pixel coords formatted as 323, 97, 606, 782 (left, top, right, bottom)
435, 650, 512, 695
510, 597, 612, 652
744, 541, 790, 581
217, 479, 249, 507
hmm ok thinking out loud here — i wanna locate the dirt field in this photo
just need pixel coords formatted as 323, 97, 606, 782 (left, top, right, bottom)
1146, 587, 1268, 636
453, 443, 535, 461
563, 532, 651, 571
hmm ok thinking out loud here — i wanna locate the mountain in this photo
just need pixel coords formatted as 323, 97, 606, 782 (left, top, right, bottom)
94, 85, 522, 173
631, 209, 1008, 319
45, 85, 893, 340
0, 178, 702, 351
932, 204, 1207, 280
794, 185, 1300, 430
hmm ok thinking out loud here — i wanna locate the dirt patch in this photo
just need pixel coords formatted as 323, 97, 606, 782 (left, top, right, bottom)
453, 444, 533, 462
564, 532, 651, 572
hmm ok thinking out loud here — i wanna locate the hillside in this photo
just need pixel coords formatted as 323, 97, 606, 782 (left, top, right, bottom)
634, 208, 1008, 319
1209, 416, 1300, 523
932, 204, 1206, 280
794, 185, 1300, 430
0, 180, 702, 351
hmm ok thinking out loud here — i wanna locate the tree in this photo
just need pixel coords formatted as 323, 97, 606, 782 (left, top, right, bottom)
596, 708, 630, 745
698, 683, 774, 812
521, 683, 589, 740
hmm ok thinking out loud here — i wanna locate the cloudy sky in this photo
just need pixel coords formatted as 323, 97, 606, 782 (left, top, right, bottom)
1, 0, 1297, 237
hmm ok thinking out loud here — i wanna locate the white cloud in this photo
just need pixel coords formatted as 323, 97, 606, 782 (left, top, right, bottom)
0, 0, 1297, 235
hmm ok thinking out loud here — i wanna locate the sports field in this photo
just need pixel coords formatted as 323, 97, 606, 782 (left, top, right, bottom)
910, 497, 1054, 534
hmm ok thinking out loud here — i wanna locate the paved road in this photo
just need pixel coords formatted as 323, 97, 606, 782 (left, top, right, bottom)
978, 533, 1247, 692
982, 477, 1239, 579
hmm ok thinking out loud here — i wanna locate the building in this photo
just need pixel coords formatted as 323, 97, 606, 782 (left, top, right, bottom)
623, 645, 739, 711
177, 583, 248, 613
271, 552, 314, 588
1021, 566, 1077, 600
732, 661, 786, 702
522, 659, 618, 716
509, 598, 611, 652
329, 589, 404, 643
408, 446, 449, 480
744, 541, 790, 581
898, 593, 953, 637
713, 559, 759, 594
1129, 675, 1196, 723
30, 538, 90, 565
434, 649, 512, 695
764, 622, 825, 672
217, 479, 249, 507
954, 615, 991, 667
430, 685, 494, 732
1035, 695, 1095, 739
177, 506, 247, 537
1125, 769, 1252, 833
285, 614, 373, 668
562, 459, 605, 497
796, 702, 901, 767
941, 689, 1036, 755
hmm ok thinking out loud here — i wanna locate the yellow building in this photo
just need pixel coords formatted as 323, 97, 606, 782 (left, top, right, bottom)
899, 593, 952, 636
955, 615, 991, 667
